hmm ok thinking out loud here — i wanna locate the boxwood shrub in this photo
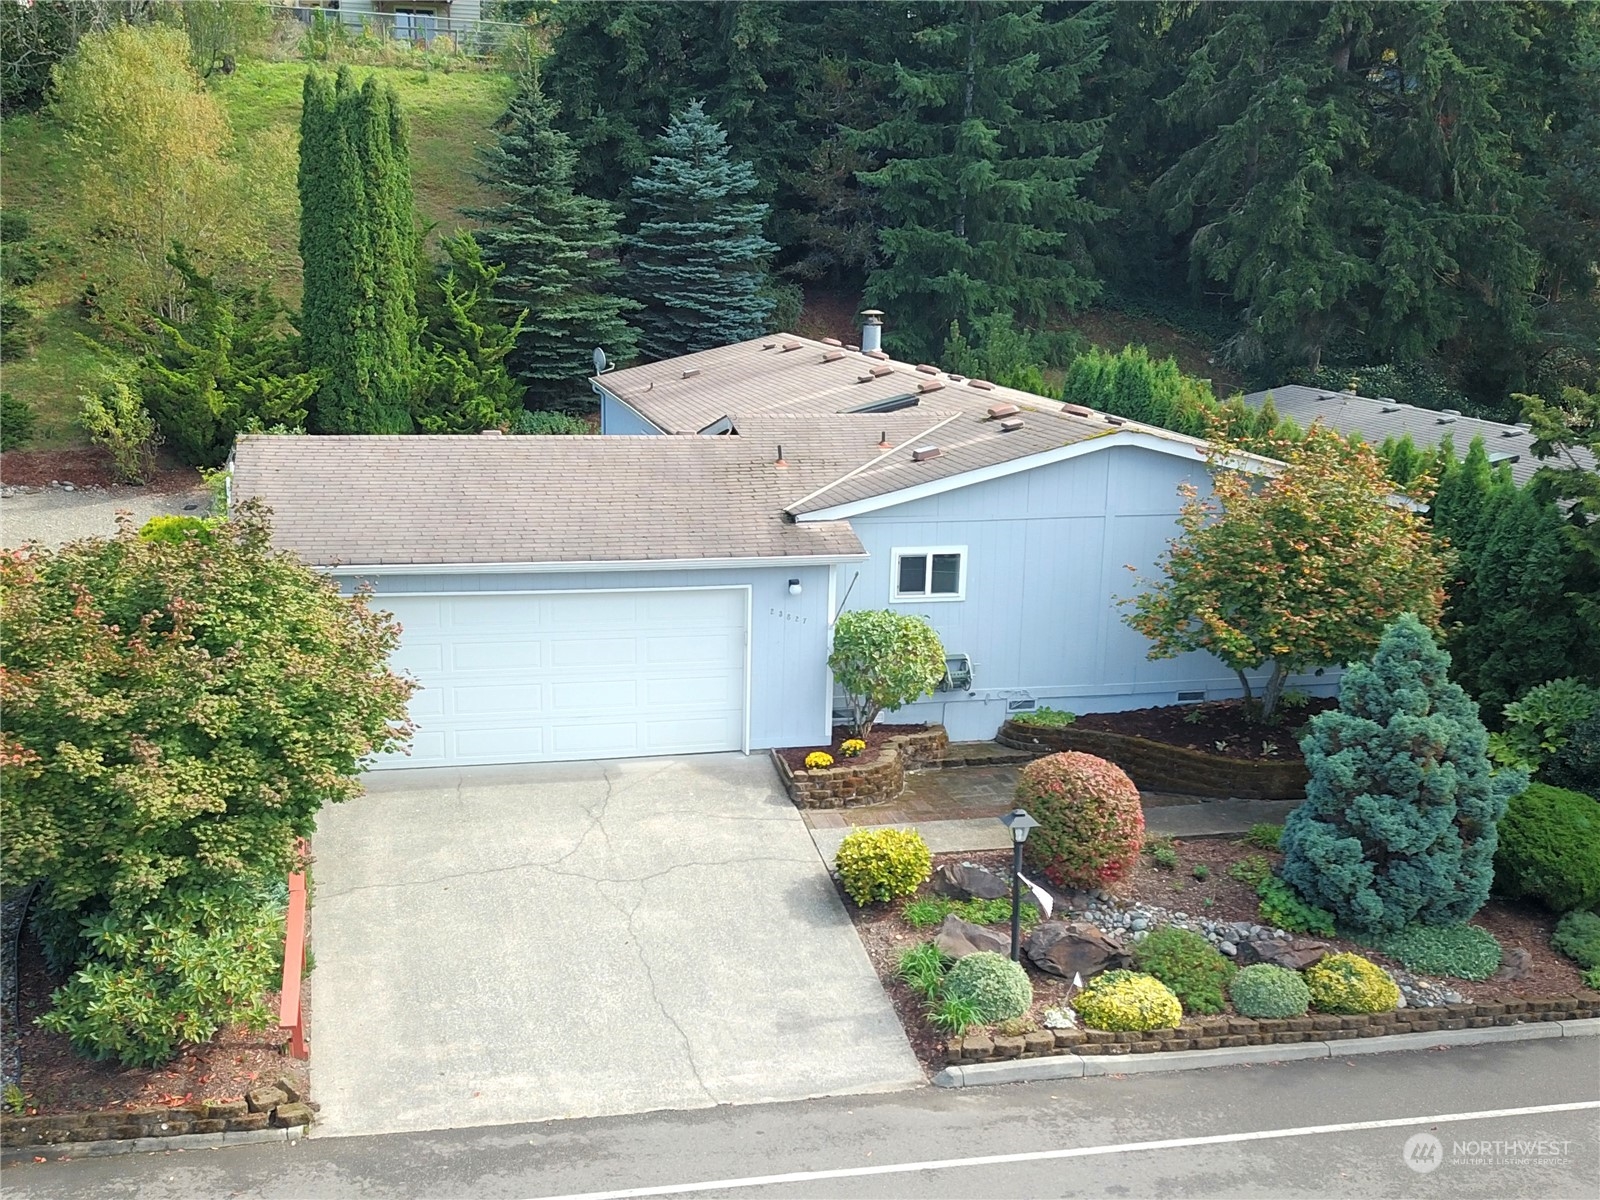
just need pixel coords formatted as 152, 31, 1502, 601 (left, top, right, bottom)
1494, 784, 1600, 913
1228, 964, 1312, 1018
1551, 911, 1600, 971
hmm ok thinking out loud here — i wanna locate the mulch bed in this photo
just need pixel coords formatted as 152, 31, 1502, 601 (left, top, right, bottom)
1071, 697, 1339, 762
774, 723, 927, 772
846, 839, 1592, 1072
0, 447, 200, 493
5, 925, 309, 1117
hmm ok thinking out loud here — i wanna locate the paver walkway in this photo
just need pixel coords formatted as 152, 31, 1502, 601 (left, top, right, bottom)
802, 756, 1300, 863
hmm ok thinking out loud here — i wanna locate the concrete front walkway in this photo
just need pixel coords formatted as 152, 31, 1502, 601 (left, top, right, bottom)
309, 754, 922, 1138
804, 763, 1299, 862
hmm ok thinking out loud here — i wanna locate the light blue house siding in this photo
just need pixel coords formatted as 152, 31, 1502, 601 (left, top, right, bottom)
839, 445, 1336, 740
599, 392, 666, 435
335, 563, 834, 750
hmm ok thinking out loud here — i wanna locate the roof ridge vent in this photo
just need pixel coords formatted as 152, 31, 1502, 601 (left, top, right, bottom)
917, 380, 944, 394
914, 364, 940, 375
682, 367, 701, 379
999, 418, 1024, 433
1104, 415, 1126, 426
762, 341, 776, 350
822, 351, 846, 363
820, 337, 843, 347
870, 365, 894, 378
780, 341, 802, 353
1062, 404, 1092, 418
864, 349, 889, 360
911, 446, 943, 463
967, 379, 995, 391
986, 403, 1021, 420
1436, 413, 1457, 424
856, 372, 876, 384
1501, 427, 1521, 437
1441, 408, 1462, 416
1380, 404, 1401, 413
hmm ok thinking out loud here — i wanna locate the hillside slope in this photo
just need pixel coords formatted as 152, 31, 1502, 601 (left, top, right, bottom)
1, 60, 514, 448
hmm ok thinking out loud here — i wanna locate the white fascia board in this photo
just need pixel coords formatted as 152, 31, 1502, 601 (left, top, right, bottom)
791, 430, 1277, 523
593, 384, 667, 434
321, 553, 868, 578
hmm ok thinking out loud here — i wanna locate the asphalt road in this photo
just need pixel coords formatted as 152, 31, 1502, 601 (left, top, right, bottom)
3, 1040, 1597, 1200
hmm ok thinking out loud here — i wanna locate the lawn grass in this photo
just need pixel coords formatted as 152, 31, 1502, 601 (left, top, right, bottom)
0, 59, 513, 448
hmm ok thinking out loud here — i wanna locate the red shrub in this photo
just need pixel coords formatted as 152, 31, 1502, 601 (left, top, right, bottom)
1018, 751, 1145, 889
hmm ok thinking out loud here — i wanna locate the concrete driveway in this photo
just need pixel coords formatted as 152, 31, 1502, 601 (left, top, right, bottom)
308, 754, 922, 1138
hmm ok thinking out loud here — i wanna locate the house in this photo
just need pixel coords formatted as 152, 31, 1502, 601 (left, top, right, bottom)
1238, 383, 1594, 489
230, 327, 1336, 771
288, 0, 484, 45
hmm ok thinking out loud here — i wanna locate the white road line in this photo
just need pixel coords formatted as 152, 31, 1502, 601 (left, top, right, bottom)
536, 1101, 1600, 1200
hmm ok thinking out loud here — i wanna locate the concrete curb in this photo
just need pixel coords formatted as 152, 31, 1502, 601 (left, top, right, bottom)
1, 1125, 304, 1164
931, 1018, 1600, 1088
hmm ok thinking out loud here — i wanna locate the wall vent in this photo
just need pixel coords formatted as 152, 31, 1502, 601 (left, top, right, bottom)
911, 446, 943, 462
1007, 697, 1037, 712
1176, 690, 1206, 702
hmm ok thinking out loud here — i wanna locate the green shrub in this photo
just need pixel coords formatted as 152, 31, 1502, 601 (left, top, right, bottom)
1304, 952, 1400, 1014
941, 951, 1032, 1024
1011, 707, 1076, 728
1130, 926, 1236, 1015
1490, 678, 1600, 773
1582, 966, 1600, 991
1244, 823, 1283, 851
900, 895, 1040, 930
1228, 964, 1312, 1018
1280, 615, 1523, 936
78, 376, 161, 483
1494, 784, 1600, 913
1227, 854, 1273, 888
1551, 911, 1600, 970
1074, 970, 1184, 1031
35, 885, 282, 1067
828, 609, 945, 738
1192, 864, 1210, 881
1257, 876, 1336, 937
834, 827, 932, 907
1019, 751, 1145, 889
896, 941, 951, 1000
137, 515, 218, 545
1544, 713, 1600, 795
928, 994, 982, 1035
1371, 924, 1502, 981
1, 391, 37, 451
510, 408, 590, 435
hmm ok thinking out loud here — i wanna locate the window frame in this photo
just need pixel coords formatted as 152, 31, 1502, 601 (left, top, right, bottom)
889, 545, 967, 603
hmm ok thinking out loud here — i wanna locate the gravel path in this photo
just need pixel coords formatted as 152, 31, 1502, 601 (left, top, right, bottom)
0, 485, 212, 548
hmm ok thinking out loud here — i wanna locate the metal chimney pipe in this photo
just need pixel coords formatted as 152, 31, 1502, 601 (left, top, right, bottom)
860, 309, 884, 354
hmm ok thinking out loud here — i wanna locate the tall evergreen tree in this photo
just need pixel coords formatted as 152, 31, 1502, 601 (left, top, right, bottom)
858, 1, 1108, 359
625, 100, 775, 360
414, 232, 525, 433
469, 67, 637, 405
297, 66, 418, 433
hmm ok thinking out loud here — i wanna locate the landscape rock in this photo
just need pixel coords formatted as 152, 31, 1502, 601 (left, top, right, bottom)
1024, 921, 1128, 980
1490, 946, 1533, 984
933, 914, 1010, 959
1236, 937, 1331, 971
931, 862, 1010, 901
245, 1086, 289, 1114
271, 1103, 313, 1128
274, 1077, 303, 1103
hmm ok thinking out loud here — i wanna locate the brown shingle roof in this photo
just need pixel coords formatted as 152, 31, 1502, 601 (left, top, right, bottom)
229, 434, 866, 568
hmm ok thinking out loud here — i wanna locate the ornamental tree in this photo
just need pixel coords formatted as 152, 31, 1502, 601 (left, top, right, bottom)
0, 504, 415, 965
1123, 425, 1447, 722
828, 609, 945, 737
1279, 615, 1524, 935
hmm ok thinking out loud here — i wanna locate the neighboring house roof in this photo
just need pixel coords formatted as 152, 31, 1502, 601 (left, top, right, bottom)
229, 433, 866, 569
1239, 383, 1593, 489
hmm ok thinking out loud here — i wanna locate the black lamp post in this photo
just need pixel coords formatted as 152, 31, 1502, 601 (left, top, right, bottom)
998, 808, 1039, 962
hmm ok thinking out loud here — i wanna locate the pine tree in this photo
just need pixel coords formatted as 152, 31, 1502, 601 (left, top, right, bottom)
857, 1, 1108, 360
414, 232, 525, 433
470, 67, 637, 405
625, 100, 775, 360
297, 66, 418, 434
1279, 615, 1524, 935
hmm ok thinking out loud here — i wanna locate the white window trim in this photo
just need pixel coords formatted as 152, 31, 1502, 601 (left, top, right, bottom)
890, 545, 967, 603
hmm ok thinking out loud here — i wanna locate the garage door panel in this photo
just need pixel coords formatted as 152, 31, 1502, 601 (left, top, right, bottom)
372, 588, 747, 768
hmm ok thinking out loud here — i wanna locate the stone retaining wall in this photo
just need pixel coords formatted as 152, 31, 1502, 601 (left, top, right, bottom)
944, 995, 1600, 1064
1, 1081, 313, 1147
774, 725, 949, 809
997, 721, 1309, 800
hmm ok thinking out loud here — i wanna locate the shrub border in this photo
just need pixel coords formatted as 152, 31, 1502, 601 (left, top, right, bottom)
996, 720, 1309, 800
942, 994, 1600, 1064
773, 726, 949, 809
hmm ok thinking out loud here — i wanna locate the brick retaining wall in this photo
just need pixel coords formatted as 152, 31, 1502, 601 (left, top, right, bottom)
997, 721, 1309, 800
944, 995, 1600, 1064
2, 1083, 313, 1146
774, 726, 949, 809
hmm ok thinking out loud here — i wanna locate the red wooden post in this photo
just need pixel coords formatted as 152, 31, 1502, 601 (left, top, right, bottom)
279, 839, 310, 1060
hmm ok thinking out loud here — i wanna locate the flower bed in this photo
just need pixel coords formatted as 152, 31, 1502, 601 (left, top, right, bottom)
773, 724, 948, 809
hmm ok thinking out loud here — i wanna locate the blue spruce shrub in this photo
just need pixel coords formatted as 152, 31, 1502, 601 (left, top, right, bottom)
1279, 615, 1526, 936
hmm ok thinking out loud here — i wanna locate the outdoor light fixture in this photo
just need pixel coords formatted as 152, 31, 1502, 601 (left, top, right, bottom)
788, 579, 803, 596
997, 808, 1040, 961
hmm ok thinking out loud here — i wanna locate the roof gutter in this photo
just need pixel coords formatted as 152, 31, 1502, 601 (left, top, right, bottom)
320, 552, 869, 577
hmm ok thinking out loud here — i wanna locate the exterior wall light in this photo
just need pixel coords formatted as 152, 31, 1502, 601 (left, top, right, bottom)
788, 579, 803, 596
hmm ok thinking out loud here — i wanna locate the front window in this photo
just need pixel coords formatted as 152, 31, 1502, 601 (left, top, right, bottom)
892, 547, 966, 602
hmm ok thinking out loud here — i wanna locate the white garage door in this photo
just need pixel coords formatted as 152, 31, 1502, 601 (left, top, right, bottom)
373, 588, 748, 768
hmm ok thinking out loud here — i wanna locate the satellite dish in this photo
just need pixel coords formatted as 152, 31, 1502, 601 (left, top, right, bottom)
592, 347, 610, 375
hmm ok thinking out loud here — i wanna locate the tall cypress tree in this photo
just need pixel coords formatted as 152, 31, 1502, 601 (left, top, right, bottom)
625, 100, 775, 360
297, 66, 418, 433
470, 67, 637, 405
858, 1, 1108, 360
